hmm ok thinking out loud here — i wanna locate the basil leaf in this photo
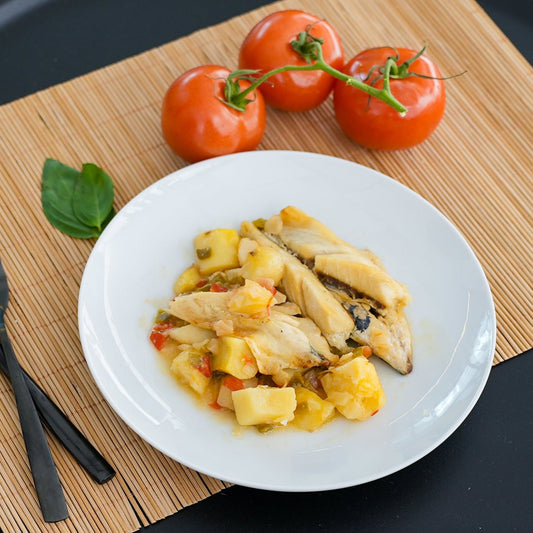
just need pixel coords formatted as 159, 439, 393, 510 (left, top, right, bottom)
72, 163, 114, 231
101, 206, 116, 231
41, 159, 101, 239
41, 158, 116, 239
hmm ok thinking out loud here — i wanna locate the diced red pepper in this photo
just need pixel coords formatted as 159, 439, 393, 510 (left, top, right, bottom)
196, 279, 208, 288
149, 322, 175, 350
150, 330, 167, 350
222, 376, 244, 391
210, 282, 228, 293
195, 355, 212, 378
209, 401, 222, 410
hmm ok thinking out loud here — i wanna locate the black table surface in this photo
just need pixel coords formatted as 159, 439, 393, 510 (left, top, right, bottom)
1, 1, 532, 532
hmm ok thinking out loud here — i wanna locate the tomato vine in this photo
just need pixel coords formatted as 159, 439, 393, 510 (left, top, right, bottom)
225, 29, 408, 115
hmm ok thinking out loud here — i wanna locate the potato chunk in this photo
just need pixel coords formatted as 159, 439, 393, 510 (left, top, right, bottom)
211, 336, 258, 379
170, 350, 210, 395
168, 324, 216, 345
193, 229, 240, 275
227, 279, 273, 315
173, 265, 202, 294
240, 245, 285, 286
291, 388, 335, 432
321, 356, 385, 421
232, 386, 296, 426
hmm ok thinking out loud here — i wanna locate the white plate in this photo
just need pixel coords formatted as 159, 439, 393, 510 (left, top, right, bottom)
79, 150, 496, 492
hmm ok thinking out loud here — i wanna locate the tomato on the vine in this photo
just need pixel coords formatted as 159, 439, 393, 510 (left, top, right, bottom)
333, 47, 446, 150
161, 65, 266, 163
239, 10, 344, 112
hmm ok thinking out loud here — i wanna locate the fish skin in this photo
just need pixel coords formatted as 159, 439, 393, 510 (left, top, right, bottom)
342, 298, 413, 375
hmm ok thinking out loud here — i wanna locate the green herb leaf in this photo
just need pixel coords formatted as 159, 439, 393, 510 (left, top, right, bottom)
101, 207, 116, 232
72, 163, 114, 231
41, 158, 115, 239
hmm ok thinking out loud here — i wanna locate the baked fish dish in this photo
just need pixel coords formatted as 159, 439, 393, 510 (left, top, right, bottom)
150, 207, 412, 433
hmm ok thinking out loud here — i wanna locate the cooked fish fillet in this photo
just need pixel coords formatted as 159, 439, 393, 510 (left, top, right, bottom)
168, 290, 332, 385
267, 207, 410, 307
314, 253, 411, 309
238, 315, 328, 386
267, 206, 383, 267
328, 288, 413, 374
263, 206, 413, 374
240, 221, 353, 351
168, 291, 232, 326
271, 311, 337, 364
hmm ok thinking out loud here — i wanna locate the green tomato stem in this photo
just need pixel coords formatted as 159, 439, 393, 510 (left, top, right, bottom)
229, 39, 407, 115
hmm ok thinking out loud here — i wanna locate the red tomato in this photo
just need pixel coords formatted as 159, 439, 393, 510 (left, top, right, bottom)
333, 47, 446, 150
161, 65, 266, 163
239, 10, 344, 111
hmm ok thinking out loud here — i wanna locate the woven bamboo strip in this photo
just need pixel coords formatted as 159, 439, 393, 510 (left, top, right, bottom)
0, 0, 531, 530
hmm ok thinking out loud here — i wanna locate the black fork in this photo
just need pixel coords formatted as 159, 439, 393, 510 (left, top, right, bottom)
0, 256, 68, 522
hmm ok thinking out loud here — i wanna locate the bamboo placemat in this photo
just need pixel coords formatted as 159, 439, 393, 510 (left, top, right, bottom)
0, 0, 531, 531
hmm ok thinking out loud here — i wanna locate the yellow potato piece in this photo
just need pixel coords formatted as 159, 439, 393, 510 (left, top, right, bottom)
168, 324, 215, 345
211, 336, 258, 380
227, 279, 273, 315
232, 386, 296, 426
170, 350, 210, 395
194, 229, 240, 275
241, 245, 285, 286
173, 265, 202, 294
321, 356, 385, 421
291, 388, 335, 432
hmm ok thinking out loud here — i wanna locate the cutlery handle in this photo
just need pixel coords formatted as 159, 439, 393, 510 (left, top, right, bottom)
0, 344, 115, 484
0, 325, 68, 522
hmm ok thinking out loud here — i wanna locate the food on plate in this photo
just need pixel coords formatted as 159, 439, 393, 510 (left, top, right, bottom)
150, 207, 412, 433
291, 387, 335, 431
239, 221, 354, 352
333, 45, 447, 150
321, 355, 385, 420
232, 386, 297, 426
261, 206, 413, 374
193, 228, 241, 275
238, 9, 344, 111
